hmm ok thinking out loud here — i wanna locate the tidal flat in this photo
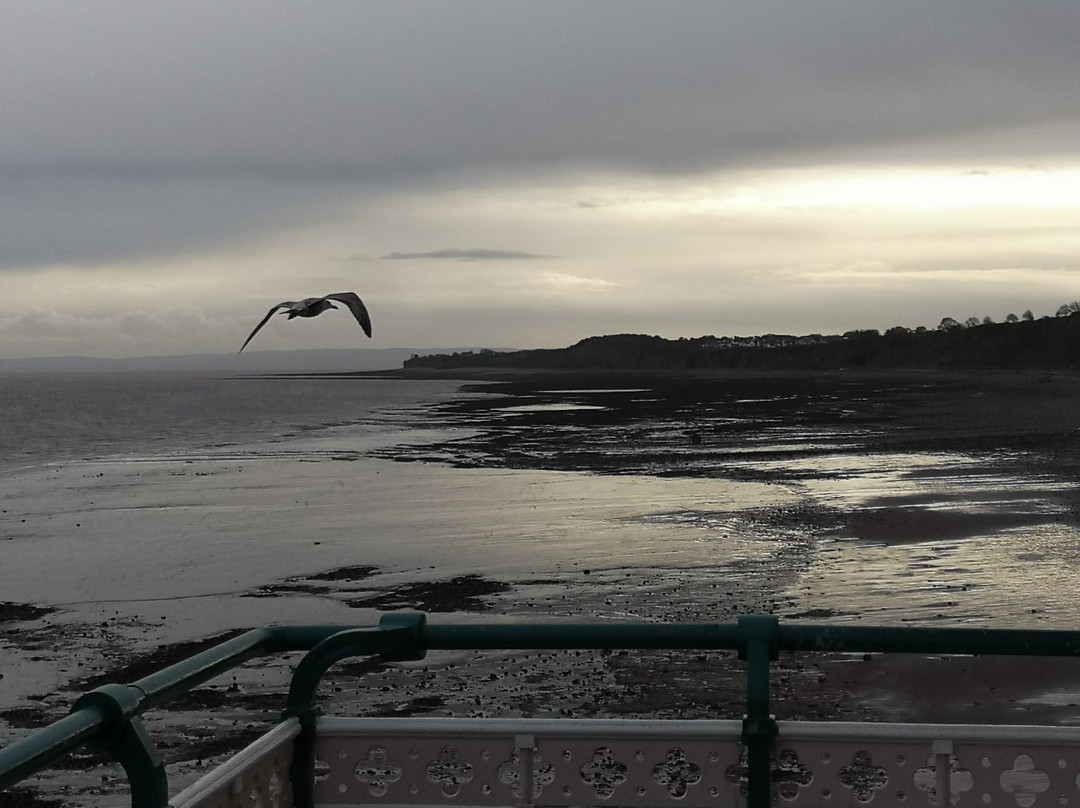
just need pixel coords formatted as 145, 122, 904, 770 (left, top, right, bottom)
4, 368, 1080, 804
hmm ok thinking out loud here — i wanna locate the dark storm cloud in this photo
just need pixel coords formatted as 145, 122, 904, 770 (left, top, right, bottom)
2, 0, 1078, 269
381, 249, 554, 262
6, 1, 1079, 177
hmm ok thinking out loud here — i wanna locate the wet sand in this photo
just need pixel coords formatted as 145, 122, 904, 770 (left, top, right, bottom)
4, 368, 1080, 805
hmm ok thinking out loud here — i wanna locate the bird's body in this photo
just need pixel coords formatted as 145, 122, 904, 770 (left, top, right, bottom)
239, 292, 372, 353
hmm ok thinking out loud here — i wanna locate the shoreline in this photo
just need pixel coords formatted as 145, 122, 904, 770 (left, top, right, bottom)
5, 367, 1080, 804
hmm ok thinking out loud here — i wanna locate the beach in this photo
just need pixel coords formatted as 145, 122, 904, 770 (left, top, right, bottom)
4, 368, 1080, 805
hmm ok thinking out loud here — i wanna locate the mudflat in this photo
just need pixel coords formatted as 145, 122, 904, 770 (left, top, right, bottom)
4, 368, 1080, 805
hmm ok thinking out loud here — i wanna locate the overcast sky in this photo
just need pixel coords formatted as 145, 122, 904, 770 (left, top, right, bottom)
3, 1, 1080, 358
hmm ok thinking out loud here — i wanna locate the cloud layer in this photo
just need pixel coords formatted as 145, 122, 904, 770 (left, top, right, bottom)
2, 2, 1079, 357
381, 249, 554, 262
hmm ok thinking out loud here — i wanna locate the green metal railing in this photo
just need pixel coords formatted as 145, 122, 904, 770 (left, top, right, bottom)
0, 626, 350, 806
4, 613, 1080, 808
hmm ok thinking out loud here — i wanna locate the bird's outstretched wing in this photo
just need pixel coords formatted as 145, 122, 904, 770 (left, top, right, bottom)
326, 292, 373, 338
238, 303, 288, 353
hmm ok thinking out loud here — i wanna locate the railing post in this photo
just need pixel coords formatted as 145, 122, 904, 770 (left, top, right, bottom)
284, 612, 428, 808
739, 615, 779, 808
932, 739, 953, 806
516, 734, 536, 808
70, 684, 168, 808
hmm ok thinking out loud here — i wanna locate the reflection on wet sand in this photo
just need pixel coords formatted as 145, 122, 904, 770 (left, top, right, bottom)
382, 370, 1080, 628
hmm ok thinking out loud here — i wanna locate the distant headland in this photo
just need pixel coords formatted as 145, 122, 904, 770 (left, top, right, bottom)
405, 306, 1080, 373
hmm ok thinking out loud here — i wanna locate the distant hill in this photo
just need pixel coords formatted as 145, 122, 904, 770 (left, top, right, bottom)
404, 316, 1080, 373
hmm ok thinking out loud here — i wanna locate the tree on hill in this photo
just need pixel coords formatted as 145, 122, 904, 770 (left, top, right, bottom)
938, 317, 961, 331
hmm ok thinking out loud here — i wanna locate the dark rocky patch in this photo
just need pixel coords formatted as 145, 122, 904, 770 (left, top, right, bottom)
0, 787, 67, 808
162, 688, 286, 713
347, 575, 511, 612
241, 565, 381, 598
370, 695, 446, 716
35, 748, 111, 772
67, 629, 250, 690
170, 726, 270, 766
0, 705, 53, 729
333, 658, 389, 678
308, 565, 380, 582
241, 583, 333, 597
0, 603, 54, 624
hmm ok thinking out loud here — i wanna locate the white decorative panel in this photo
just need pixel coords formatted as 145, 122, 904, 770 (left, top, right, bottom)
175, 716, 1080, 808
170, 719, 300, 808
313, 717, 744, 807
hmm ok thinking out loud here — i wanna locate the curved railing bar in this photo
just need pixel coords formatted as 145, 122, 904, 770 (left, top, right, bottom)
0, 624, 356, 804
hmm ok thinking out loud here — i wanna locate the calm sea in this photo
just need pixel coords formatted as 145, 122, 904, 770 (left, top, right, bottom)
0, 371, 465, 472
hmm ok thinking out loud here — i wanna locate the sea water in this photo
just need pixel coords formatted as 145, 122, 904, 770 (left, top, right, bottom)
0, 371, 464, 471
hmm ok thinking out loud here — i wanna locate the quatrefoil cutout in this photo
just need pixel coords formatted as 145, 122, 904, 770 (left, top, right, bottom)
723, 747, 812, 798
426, 745, 475, 797
354, 745, 403, 797
913, 753, 973, 806
774, 748, 813, 800
496, 748, 555, 799
1000, 755, 1050, 808
839, 750, 888, 802
652, 748, 702, 798
580, 747, 629, 798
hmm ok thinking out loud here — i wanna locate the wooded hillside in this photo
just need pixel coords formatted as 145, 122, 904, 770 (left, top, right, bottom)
405, 313, 1080, 372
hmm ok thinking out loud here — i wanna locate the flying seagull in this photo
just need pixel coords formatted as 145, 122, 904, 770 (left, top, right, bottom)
238, 292, 372, 353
